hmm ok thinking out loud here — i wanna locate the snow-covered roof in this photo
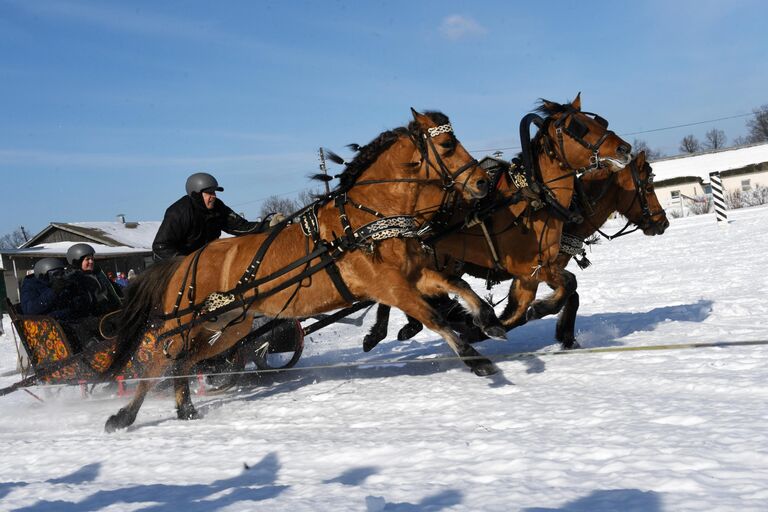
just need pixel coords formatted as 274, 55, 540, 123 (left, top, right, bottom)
22, 221, 161, 249
1, 241, 149, 259
650, 142, 768, 183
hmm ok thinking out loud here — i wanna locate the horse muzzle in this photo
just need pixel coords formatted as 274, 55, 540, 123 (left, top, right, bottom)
600, 153, 633, 171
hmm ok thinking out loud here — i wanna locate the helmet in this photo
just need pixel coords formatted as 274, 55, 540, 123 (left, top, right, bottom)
185, 172, 223, 196
33, 257, 66, 279
66, 243, 96, 266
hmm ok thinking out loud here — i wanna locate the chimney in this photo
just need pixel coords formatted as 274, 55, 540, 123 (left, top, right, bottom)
117, 214, 126, 224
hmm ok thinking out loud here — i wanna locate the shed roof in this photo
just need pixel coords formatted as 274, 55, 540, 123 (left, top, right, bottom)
22, 221, 160, 249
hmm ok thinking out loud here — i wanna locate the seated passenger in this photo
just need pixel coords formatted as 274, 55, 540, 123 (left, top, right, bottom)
20, 258, 76, 319
65, 243, 123, 316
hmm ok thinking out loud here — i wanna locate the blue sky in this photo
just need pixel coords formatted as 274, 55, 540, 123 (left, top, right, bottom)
1, 0, 766, 238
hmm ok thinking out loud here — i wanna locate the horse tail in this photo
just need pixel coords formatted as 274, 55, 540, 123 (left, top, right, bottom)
103, 257, 183, 379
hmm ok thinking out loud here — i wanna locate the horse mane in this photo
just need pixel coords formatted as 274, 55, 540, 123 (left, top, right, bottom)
534, 98, 570, 117
313, 111, 453, 197
103, 257, 183, 379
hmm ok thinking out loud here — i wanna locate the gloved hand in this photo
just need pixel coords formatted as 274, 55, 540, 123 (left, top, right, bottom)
50, 277, 69, 295
269, 213, 286, 227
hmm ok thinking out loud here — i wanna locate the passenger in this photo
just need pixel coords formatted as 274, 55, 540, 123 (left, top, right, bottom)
65, 243, 123, 316
20, 258, 77, 319
152, 172, 285, 260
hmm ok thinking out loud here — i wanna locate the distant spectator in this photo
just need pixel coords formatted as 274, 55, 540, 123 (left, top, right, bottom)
115, 272, 129, 288
127, 269, 136, 281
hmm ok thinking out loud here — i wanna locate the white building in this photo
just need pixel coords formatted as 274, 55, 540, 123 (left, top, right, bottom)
649, 142, 768, 214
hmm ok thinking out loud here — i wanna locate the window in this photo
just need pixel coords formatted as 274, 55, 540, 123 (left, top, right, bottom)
704, 184, 712, 195
670, 190, 680, 199
742, 179, 751, 192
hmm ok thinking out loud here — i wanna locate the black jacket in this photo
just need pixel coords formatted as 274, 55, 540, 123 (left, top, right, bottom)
152, 193, 268, 260
20, 274, 91, 320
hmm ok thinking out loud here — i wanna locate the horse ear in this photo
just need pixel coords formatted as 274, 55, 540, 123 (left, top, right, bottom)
410, 107, 421, 122
636, 150, 646, 167
572, 92, 582, 110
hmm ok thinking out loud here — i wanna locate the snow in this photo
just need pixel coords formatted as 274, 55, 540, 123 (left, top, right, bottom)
2, 205, 768, 511
65, 221, 161, 249
650, 142, 768, 182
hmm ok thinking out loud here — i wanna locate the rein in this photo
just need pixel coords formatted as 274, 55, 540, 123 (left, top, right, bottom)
155, 122, 482, 349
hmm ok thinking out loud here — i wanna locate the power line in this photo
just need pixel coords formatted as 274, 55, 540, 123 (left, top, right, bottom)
469, 111, 756, 155
619, 112, 754, 136
232, 110, 760, 207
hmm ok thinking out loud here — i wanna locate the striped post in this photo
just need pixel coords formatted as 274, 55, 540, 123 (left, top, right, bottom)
709, 171, 727, 223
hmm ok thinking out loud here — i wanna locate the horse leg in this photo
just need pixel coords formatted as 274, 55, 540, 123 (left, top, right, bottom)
173, 361, 200, 420
556, 291, 581, 350
528, 270, 577, 320
499, 277, 537, 329
372, 278, 497, 376
363, 304, 391, 352
104, 350, 174, 433
416, 270, 506, 340
397, 314, 424, 341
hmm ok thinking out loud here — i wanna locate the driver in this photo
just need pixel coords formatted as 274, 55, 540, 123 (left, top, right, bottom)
152, 172, 284, 260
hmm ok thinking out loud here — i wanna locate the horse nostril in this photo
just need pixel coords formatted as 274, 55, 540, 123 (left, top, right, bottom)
475, 179, 488, 198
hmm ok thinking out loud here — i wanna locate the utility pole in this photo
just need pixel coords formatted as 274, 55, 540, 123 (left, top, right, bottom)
20, 226, 28, 242
318, 148, 331, 195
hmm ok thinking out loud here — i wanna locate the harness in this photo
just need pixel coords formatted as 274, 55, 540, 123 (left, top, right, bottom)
157, 122, 482, 357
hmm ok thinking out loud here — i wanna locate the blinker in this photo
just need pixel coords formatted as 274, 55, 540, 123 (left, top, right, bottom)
566, 118, 589, 139
593, 115, 609, 129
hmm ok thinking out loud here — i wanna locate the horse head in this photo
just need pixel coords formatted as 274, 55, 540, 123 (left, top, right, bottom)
538, 93, 632, 174
409, 109, 489, 200
615, 151, 670, 235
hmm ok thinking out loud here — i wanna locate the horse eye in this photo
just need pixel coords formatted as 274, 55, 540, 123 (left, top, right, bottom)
567, 118, 589, 139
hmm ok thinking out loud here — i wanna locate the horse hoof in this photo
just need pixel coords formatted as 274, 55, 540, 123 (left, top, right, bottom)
482, 325, 508, 341
560, 339, 581, 350
178, 408, 200, 421
470, 361, 498, 377
363, 335, 381, 353
104, 414, 124, 433
397, 322, 423, 341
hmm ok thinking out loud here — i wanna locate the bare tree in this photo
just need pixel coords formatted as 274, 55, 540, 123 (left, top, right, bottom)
259, 195, 301, 219
703, 128, 727, 150
0, 227, 28, 249
746, 104, 768, 143
297, 188, 324, 207
679, 135, 700, 154
632, 138, 664, 160
731, 135, 749, 147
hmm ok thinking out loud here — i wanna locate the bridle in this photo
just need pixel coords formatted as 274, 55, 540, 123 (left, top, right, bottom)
354, 123, 482, 195
582, 158, 667, 240
549, 107, 620, 175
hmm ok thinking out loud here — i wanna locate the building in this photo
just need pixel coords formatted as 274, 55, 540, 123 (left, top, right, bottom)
649, 142, 768, 215
1, 218, 160, 305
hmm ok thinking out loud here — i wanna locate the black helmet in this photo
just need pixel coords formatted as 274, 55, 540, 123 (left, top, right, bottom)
66, 243, 96, 266
33, 257, 66, 279
185, 172, 223, 196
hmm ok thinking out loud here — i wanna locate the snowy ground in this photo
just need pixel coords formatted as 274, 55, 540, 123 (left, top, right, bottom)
2, 206, 767, 511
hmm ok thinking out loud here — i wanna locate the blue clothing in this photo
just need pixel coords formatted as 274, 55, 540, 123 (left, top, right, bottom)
20, 275, 74, 319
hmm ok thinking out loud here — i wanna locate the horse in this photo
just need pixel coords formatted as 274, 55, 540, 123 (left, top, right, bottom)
104, 109, 500, 432
505, 150, 669, 348
362, 94, 633, 350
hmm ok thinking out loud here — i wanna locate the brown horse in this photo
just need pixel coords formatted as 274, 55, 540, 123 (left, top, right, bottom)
104, 109, 501, 432
363, 95, 633, 349
506, 150, 669, 348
